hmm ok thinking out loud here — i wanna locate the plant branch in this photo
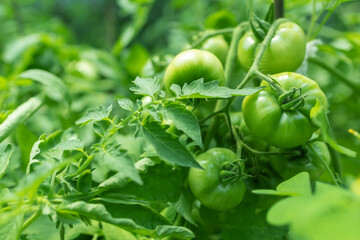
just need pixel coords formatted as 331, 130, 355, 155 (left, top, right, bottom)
189, 28, 234, 49
307, 143, 339, 186
274, 0, 284, 19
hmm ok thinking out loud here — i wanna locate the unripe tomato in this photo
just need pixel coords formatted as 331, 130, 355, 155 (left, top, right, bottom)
201, 36, 229, 65
188, 148, 246, 211
242, 72, 327, 148
237, 22, 306, 74
163, 49, 225, 91
269, 142, 331, 181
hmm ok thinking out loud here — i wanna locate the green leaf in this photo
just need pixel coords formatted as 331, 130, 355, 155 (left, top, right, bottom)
57, 201, 194, 239
76, 105, 112, 126
102, 222, 137, 240
96, 142, 142, 186
97, 199, 171, 230
27, 130, 84, 173
0, 95, 44, 143
162, 101, 203, 148
252, 172, 312, 196
0, 214, 23, 240
220, 192, 287, 240
101, 163, 186, 203
140, 121, 201, 168
19, 69, 69, 102
172, 79, 265, 99
266, 180, 360, 240
173, 190, 197, 226
118, 98, 134, 111
130, 77, 160, 98
0, 144, 13, 180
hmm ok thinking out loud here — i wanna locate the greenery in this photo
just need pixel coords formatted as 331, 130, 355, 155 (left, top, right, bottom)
0, 0, 360, 239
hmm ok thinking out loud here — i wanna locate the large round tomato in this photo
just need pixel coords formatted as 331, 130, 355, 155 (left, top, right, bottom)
237, 22, 306, 74
269, 141, 331, 181
242, 72, 327, 148
201, 36, 229, 65
163, 49, 225, 91
188, 148, 246, 211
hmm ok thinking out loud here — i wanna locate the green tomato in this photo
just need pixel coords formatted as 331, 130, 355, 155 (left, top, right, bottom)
201, 36, 229, 65
163, 49, 225, 91
269, 142, 331, 181
242, 72, 327, 148
237, 22, 306, 74
188, 148, 246, 211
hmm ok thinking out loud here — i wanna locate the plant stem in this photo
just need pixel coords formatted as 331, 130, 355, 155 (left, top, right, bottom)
306, 0, 318, 41
200, 110, 225, 125
0, 94, 44, 142
189, 28, 234, 49
20, 210, 41, 233
203, 19, 287, 149
203, 23, 248, 149
308, 57, 360, 95
307, 143, 339, 186
274, 0, 284, 18
68, 154, 94, 178
310, 8, 335, 40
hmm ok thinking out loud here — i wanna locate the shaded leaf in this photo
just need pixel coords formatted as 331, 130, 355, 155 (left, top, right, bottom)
140, 121, 201, 168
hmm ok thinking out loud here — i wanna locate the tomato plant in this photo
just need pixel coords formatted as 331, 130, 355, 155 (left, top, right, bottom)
0, 1, 359, 240
188, 148, 246, 211
163, 49, 225, 90
242, 72, 328, 148
237, 22, 306, 74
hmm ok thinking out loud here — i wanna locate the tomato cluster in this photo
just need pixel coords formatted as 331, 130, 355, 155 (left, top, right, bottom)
161, 18, 331, 212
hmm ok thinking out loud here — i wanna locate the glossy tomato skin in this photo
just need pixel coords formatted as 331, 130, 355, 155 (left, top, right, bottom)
270, 142, 331, 181
188, 148, 246, 211
201, 36, 229, 65
242, 72, 327, 148
237, 22, 306, 74
163, 49, 225, 90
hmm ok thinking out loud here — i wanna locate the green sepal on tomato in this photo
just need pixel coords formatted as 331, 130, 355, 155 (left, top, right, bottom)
163, 49, 225, 91
242, 72, 328, 148
269, 141, 331, 181
188, 148, 246, 211
237, 22, 306, 74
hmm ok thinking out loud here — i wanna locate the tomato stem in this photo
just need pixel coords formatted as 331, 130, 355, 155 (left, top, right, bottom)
189, 28, 235, 49
307, 142, 339, 186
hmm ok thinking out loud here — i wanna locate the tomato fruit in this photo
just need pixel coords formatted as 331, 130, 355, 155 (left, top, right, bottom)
201, 36, 229, 65
242, 72, 327, 148
163, 49, 225, 91
269, 141, 331, 181
188, 148, 246, 211
237, 22, 306, 74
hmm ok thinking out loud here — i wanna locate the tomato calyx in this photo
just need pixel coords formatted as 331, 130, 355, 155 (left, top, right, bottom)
278, 87, 307, 111
249, 13, 271, 42
219, 161, 242, 184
